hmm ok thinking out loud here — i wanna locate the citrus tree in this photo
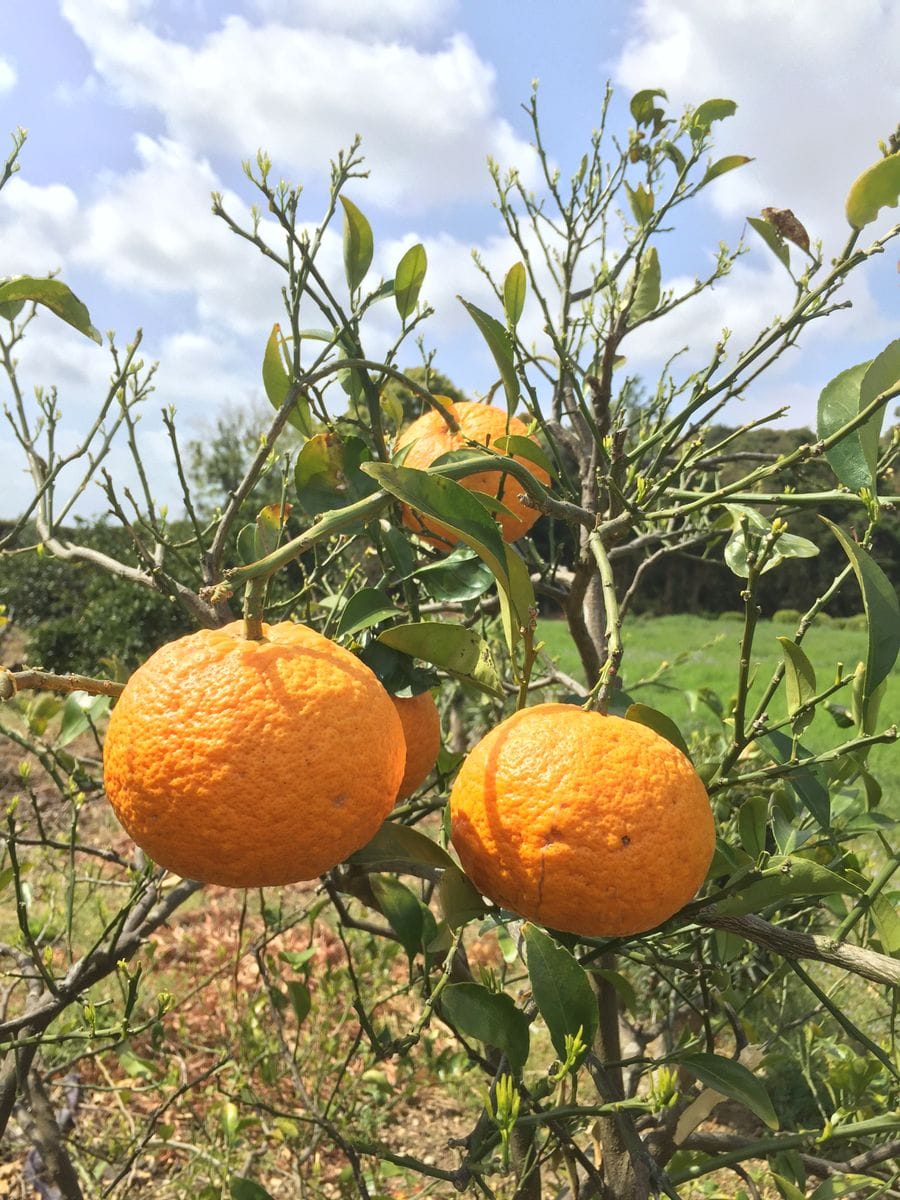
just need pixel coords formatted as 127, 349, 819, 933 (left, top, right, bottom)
1, 92, 899, 1200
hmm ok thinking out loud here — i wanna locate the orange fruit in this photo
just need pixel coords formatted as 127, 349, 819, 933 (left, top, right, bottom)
391, 690, 442, 800
449, 703, 715, 938
103, 621, 405, 887
394, 398, 550, 546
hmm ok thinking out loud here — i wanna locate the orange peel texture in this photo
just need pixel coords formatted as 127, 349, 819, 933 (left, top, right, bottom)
394, 399, 550, 546
449, 703, 715, 937
103, 621, 405, 886
391, 690, 442, 800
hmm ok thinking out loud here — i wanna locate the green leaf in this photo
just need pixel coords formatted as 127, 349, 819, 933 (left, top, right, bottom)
624, 703, 690, 758
629, 245, 661, 323
871, 893, 900, 955
712, 856, 861, 918
776, 638, 817, 718
0, 297, 24, 321
822, 518, 900, 696
377, 621, 502, 697
363, 462, 510, 589
762, 729, 830, 828
524, 925, 597, 1066
810, 1176, 892, 1200
723, 505, 818, 577
845, 152, 900, 228
413, 546, 494, 603
458, 297, 520, 412
440, 982, 530, 1072
818, 361, 876, 490
294, 433, 377, 516
285, 980, 311, 1024
370, 875, 424, 961
394, 242, 427, 320
857, 339, 900, 479
701, 155, 753, 186
437, 866, 486, 930
738, 795, 769, 861
58, 692, 110, 747
351, 821, 453, 873
335, 587, 400, 638
229, 1179, 276, 1200
0, 276, 102, 343
630, 88, 667, 126
660, 140, 686, 174
771, 1174, 807, 1200
691, 98, 738, 137
503, 262, 527, 328
679, 1053, 778, 1130
253, 503, 290, 559
625, 181, 654, 226
262, 324, 311, 435
339, 195, 374, 292
747, 216, 790, 270
492, 432, 555, 480
497, 543, 536, 658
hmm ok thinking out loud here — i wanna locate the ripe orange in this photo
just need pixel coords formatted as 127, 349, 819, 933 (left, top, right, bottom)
103, 621, 405, 887
391, 690, 442, 800
450, 703, 715, 937
394, 399, 550, 546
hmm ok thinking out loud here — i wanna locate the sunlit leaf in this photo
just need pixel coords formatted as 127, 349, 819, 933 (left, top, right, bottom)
630, 88, 667, 126
822, 518, 900, 697
458, 297, 520, 412
394, 242, 427, 320
437, 866, 486, 930
625, 181, 654, 226
524, 924, 597, 1066
0, 276, 101, 343
335, 587, 400, 638
625, 703, 690, 758
362, 462, 510, 590
294, 433, 377, 516
691, 98, 738, 138
679, 1053, 777, 1129
712, 856, 860, 917
845, 152, 900, 228
503, 261, 527, 327
413, 547, 494, 603
818, 360, 879, 491
339, 195, 374, 292
747, 216, 790, 270
701, 155, 753, 186
776, 637, 817, 719
629, 245, 661, 323
262, 323, 311, 435
350, 821, 454, 872
440, 983, 530, 1072
377, 621, 502, 697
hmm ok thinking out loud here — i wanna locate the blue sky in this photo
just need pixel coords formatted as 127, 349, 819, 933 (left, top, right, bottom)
1, 0, 898, 518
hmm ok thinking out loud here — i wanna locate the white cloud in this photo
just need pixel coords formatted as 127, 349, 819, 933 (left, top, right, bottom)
0, 57, 16, 95
60, 0, 538, 209
0, 177, 81, 275
73, 135, 286, 336
615, 0, 900, 245
251, 0, 457, 37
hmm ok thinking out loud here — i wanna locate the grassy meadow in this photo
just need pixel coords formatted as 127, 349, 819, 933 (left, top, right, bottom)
538, 612, 899, 805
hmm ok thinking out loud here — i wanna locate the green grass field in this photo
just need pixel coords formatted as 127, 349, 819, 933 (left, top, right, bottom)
538, 612, 899, 804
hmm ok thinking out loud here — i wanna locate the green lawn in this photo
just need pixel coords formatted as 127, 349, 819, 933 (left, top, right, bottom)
538, 612, 899, 804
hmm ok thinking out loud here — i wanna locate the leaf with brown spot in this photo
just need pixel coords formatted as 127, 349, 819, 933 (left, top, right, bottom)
761, 207, 810, 253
